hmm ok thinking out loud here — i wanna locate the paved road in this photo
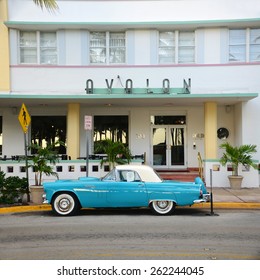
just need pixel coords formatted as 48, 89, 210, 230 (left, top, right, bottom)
0, 208, 259, 260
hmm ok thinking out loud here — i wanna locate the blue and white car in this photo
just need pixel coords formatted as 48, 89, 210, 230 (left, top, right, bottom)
43, 165, 210, 216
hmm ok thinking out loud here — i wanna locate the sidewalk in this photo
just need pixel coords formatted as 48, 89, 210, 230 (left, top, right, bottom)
200, 187, 260, 209
209, 187, 260, 203
0, 188, 260, 214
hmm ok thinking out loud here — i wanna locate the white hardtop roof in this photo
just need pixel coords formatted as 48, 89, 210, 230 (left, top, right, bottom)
115, 165, 162, 182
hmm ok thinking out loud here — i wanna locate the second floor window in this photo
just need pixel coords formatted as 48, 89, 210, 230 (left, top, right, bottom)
159, 31, 195, 64
159, 31, 175, 63
250, 29, 260, 62
178, 31, 195, 63
19, 31, 57, 64
229, 29, 246, 62
229, 28, 260, 62
90, 32, 126, 64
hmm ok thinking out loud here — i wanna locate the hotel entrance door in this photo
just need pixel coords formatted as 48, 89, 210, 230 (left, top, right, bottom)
152, 125, 186, 169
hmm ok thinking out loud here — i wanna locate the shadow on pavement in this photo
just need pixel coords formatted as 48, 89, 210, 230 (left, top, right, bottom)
11, 207, 214, 217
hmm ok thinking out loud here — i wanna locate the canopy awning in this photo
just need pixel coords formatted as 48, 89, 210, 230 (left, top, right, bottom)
0, 92, 258, 108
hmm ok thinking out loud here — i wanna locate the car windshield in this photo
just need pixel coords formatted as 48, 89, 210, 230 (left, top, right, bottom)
102, 169, 116, 181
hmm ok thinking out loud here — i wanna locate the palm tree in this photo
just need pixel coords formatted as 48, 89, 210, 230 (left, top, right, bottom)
219, 142, 257, 176
28, 143, 60, 186
33, 0, 58, 11
94, 139, 132, 169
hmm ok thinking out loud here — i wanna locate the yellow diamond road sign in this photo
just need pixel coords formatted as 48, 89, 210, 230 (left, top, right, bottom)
18, 103, 31, 133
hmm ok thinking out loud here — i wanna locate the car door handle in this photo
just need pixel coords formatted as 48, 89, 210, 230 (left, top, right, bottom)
138, 183, 145, 187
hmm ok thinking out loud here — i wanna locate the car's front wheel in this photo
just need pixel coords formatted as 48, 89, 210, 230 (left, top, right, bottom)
150, 200, 175, 215
52, 193, 80, 216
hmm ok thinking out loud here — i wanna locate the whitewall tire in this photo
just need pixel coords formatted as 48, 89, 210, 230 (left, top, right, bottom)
150, 200, 175, 215
52, 193, 80, 216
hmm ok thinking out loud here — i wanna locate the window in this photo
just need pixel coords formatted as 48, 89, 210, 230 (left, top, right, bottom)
20, 32, 37, 63
102, 168, 116, 181
250, 29, 260, 62
159, 32, 175, 63
178, 31, 195, 63
90, 32, 125, 64
150, 115, 186, 125
31, 116, 66, 154
40, 32, 57, 64
90, 32, 106, 64
229, 28, 260, 62
19, 31, 57, 64
109, 33, 126, 63
159, 31, 195, 64
118, 170, 141, 182
229, 29, 246, 62
94, 115, 128, 145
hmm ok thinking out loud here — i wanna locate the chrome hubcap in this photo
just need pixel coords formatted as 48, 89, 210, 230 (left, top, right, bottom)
152, 200, 174, 214
58, 198, 71, 211
157, 201, 168, 209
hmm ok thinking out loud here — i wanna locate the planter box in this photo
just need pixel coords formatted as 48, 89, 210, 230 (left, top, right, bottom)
29, 186, 44, 204
228, 175, 243, 189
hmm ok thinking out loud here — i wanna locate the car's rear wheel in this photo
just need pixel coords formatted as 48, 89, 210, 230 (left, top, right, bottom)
52, 193, 80, 216
150, 200, 175, 215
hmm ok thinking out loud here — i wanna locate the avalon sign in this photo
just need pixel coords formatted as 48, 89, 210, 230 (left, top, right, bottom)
85, 78, 191, 94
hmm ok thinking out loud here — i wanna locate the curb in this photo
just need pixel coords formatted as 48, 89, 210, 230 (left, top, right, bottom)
191, 202, 260, 209
0, 204, 51, 214
0, 203, 260, 214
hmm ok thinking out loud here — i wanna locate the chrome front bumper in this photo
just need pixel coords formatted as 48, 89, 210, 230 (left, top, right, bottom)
42, 194, 49, 204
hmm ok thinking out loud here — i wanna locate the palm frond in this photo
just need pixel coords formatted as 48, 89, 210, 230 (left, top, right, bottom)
33, 0, 59, 12
220, 142, 257, 176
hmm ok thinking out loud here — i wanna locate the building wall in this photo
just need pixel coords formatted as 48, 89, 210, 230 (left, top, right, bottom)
1, 0, 260, 182
7, 0, 260, 24
9, 64, 260, 94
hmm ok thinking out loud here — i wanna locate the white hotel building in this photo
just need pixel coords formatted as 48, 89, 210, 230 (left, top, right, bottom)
0, 0, 259, 187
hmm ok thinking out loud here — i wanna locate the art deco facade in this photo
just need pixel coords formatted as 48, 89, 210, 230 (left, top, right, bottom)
0, 0, 259, 187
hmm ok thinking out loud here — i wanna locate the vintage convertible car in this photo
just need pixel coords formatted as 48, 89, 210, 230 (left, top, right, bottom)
43, 165, 210, 216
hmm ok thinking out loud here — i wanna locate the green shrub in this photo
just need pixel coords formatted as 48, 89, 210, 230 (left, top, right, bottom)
0, 171, 28, 204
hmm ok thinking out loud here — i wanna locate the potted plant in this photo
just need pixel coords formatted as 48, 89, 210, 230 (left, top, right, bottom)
219, 142, 257, 189
28, 142, 60, 203
94, 139, 132, 170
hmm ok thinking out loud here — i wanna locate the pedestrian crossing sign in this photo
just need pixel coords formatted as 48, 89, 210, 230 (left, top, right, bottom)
18, 103, 31, 133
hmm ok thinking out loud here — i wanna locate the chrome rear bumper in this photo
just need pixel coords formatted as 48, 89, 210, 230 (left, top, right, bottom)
193, 193, 211, 204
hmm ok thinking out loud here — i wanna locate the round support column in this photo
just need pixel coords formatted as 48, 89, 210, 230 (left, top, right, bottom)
204, 102, 217, 159
67, 103, 80, 160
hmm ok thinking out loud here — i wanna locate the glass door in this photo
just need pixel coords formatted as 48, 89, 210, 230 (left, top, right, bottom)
152, 125, 186, 169
169, 126, 185, 167
152, 127, 167, 167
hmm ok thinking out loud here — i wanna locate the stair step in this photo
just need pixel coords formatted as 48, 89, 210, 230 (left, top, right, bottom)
159, 172, 199, 182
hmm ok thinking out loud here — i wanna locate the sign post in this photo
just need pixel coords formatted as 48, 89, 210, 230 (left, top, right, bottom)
84, 116, 93, 177
18, 103, 31, 202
